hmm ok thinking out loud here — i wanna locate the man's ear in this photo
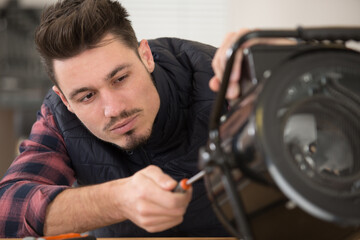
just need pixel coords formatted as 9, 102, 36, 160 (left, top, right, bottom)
138, 39, 155, 73
52, 86, 74, 113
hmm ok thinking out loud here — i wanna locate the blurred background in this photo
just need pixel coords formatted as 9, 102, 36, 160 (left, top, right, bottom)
0, 0, 360, 178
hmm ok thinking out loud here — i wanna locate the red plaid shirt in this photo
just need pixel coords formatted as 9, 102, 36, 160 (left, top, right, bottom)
0, 104, 75, 237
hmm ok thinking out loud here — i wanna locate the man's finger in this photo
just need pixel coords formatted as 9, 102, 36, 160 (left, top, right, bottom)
209, 76, 221, 92
141, 165, 177, 190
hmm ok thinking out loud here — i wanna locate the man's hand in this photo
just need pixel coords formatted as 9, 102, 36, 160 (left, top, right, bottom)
44, 165, 192, 235
113, 165, 192, 233
210, 28, 296, 100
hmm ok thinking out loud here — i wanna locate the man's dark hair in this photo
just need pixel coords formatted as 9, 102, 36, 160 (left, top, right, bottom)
35, 0, 139, 87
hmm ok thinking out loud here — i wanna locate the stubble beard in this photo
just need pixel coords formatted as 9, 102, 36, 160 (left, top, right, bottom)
121, 127, 152, 151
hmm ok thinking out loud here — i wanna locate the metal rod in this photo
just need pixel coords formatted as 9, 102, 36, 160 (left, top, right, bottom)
186, 170, 206, 185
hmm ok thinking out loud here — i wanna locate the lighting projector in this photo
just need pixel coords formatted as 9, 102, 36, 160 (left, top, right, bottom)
199, 27, 360, 240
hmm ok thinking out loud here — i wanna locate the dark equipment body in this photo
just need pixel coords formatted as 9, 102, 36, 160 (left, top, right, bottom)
198, 27, 360, 240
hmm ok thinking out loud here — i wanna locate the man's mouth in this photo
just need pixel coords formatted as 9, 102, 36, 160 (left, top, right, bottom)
109, 114, 139, 135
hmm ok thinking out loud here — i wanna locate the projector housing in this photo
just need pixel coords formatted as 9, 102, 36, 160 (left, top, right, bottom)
199, 28, 360, 240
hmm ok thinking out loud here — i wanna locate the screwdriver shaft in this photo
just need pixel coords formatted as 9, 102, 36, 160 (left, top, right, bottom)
173, 170, 206, 193
186, 170, 206, 185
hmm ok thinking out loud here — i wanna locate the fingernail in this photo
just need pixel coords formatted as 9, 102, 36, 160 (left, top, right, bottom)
226, 86, 235, 98
227, 86, 239, 99
163, 180, 174, 189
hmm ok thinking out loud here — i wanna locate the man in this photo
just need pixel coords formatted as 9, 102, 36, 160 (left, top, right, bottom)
0, 0, 237, 237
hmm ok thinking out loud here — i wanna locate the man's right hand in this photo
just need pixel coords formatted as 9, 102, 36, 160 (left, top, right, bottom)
44, 165, 192, 235
111, 165, 192, 232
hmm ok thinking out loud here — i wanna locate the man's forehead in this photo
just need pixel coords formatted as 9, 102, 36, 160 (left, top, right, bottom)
52, 35, 136, 95
53, 34, 134, 70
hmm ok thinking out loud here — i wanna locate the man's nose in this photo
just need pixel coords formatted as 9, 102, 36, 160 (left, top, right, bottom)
103, 92, 123, 118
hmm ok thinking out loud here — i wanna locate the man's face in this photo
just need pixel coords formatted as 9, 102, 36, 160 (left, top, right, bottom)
53, 34, 160, 150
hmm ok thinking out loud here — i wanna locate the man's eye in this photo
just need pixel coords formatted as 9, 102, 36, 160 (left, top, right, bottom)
115, 75, 127, 83
80, 92, 95, 102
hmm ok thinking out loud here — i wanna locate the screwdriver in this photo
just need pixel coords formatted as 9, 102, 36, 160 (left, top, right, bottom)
173, 170, 206, 193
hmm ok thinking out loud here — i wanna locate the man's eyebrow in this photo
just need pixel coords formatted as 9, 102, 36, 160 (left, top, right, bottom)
69, 87, 92, 101
68, 64, 131, 100
104, 64, 130, 82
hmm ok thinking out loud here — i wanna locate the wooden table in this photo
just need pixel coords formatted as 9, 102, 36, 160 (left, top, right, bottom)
3, 238, 237, 240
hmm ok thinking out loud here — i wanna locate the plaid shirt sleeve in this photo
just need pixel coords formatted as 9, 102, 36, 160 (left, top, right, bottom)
0, 104, 76, 237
